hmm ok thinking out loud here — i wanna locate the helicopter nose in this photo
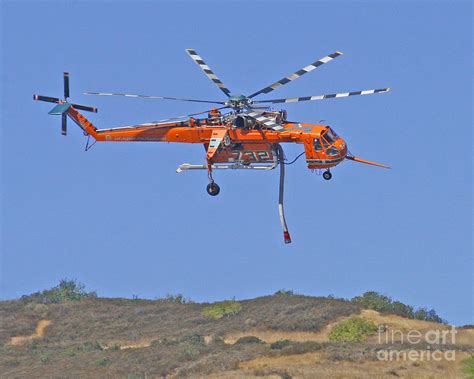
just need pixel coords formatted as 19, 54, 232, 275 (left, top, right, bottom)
336, 139, 348, 155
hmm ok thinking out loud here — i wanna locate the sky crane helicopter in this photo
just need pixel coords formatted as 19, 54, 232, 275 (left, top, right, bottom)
33, 48, 390, 244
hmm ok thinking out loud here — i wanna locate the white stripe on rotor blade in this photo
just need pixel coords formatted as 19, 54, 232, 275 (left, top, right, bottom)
310, 95, 324, 100
361, 90, 375, 95
320, 56, 332, 64
336, 93, 350, 98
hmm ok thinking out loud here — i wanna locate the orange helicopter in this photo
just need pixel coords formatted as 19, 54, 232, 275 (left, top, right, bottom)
33, 49, 390, 244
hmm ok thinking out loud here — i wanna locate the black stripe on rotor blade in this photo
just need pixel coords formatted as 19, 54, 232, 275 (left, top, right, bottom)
33, 95, 60, 103
254, 87, 390, 104
71, 103, 98, 113
185, 48, 232, 97
61, 113, 67, 135
247, 51, 343, 99
64, 72, 70, 99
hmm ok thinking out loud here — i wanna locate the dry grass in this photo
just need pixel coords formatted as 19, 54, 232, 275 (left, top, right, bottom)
9, 319, 52, 346
0, 294, 471, 378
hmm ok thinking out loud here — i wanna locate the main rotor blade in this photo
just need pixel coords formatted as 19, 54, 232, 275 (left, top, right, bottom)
248, 51, 343, 99
84, 92, 225, 105
64, 72, 70, 99
71, 103, 98, 113
61, 113, 67, 135
33, 94, 60, 103
253, 88, 391, 104
185, 48, 232, 97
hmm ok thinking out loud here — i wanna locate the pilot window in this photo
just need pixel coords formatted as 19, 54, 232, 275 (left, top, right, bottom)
313, 138, 323, 151
323, 130, 335, 145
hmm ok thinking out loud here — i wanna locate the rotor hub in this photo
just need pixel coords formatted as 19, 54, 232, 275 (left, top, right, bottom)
226, 95, 252, 110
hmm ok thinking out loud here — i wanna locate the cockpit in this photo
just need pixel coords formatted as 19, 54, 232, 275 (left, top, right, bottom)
313, 127, 342, 156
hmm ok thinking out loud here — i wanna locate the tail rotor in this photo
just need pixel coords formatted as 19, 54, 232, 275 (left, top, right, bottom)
33, 72, 98, 135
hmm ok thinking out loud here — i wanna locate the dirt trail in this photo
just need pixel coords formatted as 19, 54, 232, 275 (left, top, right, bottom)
222, 310, 474, 345
9, 319, 52, 346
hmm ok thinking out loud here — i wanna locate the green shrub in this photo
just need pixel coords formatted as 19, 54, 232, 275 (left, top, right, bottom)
180, 334, 205, 346
82, 341, 104, 352
23, 279, 96, 304
202, 300, 242, 320
234, 336, 264, 345
40, 353, 51, 364
63, 349, 76, 357
274, 289, 294, 296
329, 317, 377, 342
95, 357, 109, 367
351, 291, 392, 312
413, 307, 445, 323
270, 339, 291, 350
351, 291, 446, 323
391, 301, 414, 319
156, 294, 192, 304
462, 355, 474, 379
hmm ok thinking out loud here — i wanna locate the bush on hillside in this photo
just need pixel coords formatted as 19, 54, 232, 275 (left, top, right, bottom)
234, 336, 264, 345
351, 291, 392, 312
158, 294, 192, 304
22, 279, 96, 304
274, 289, 294, 296
202, 300, 242, 320
351, 291, 446, 324
413, 307, 445, 323
461, 355, 474, 379
270, 339, 291, 350
329, 317, 377, 342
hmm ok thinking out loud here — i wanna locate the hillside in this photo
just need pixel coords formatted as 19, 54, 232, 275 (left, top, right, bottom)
1, 285, 473, 378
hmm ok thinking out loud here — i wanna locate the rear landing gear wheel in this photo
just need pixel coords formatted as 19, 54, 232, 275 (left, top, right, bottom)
323, 170, 332, 181
206, 182, 220, 196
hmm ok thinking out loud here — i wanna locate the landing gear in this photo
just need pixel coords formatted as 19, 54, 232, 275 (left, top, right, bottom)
323, 170, 332, 181
206, 182, 220, 196
206, 164, 220, 196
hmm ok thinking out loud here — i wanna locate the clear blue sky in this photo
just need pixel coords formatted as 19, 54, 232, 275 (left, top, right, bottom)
1, 1, 472, 325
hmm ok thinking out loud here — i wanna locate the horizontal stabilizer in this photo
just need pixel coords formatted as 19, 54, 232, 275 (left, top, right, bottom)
48, 103, 72, 115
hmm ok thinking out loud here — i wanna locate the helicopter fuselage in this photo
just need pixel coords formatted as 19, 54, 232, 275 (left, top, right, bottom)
70, 106, 347, 171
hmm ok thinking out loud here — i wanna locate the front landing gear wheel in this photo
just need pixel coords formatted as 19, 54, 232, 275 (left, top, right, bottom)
323, 170, 332, 181
206, 182, 220, 196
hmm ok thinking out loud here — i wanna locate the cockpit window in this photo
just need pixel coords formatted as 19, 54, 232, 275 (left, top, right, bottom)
323, 129, 336, 145
329, 127, 338, 138
327, 146, 340, 156
313, 138, 322, 151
